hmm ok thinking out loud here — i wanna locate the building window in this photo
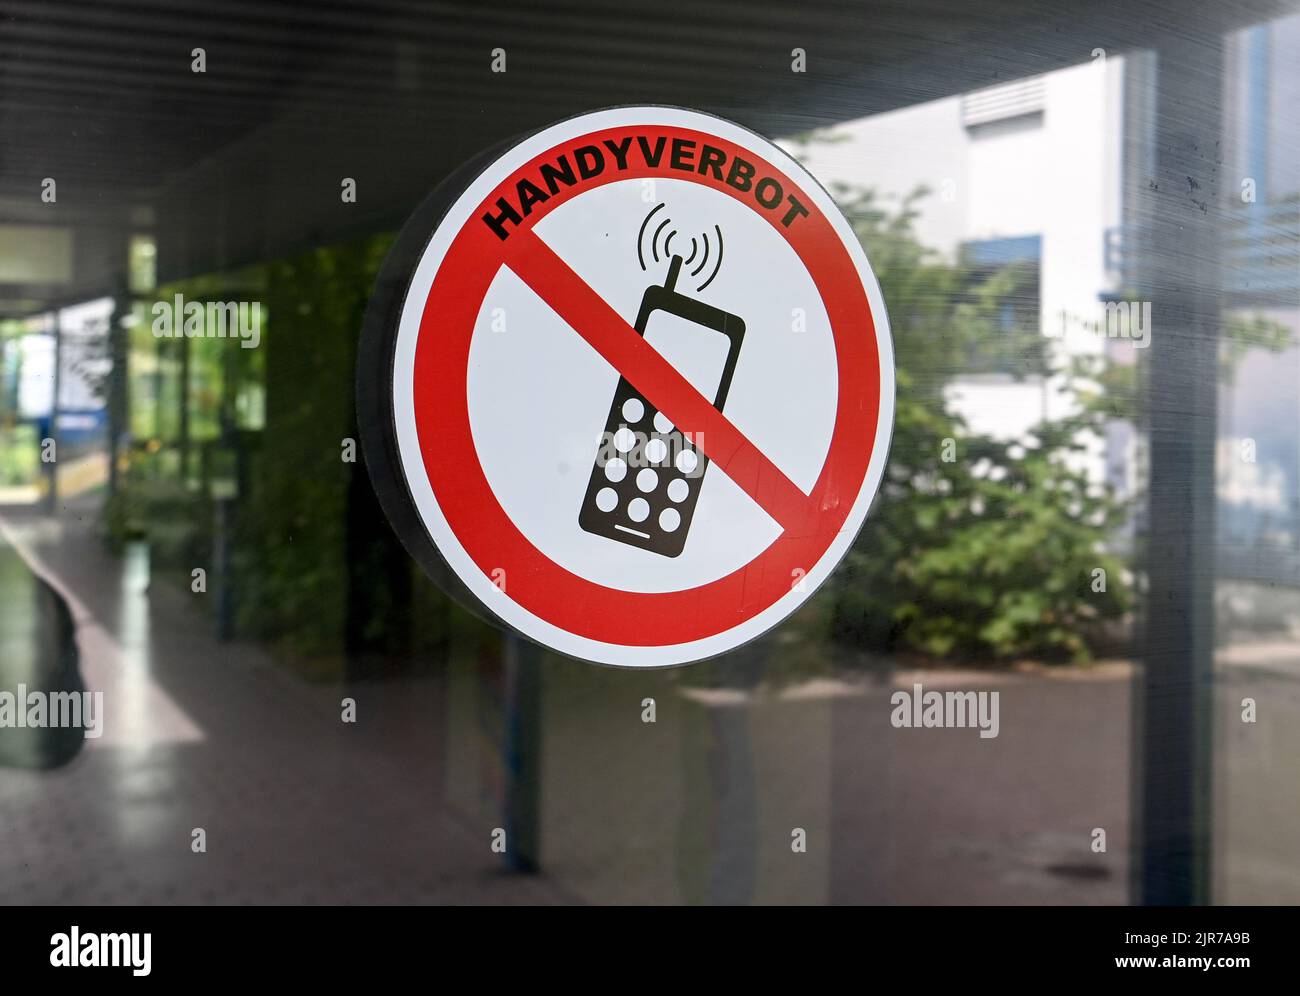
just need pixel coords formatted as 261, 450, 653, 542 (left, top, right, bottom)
957, 234, 1043, 375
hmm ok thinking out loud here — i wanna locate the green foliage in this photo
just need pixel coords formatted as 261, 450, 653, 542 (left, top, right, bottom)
0, 423, 38, 485
825, 185, 1132, 662
108, 234, 426, 673
232, 234, 395, 660
1221, 311, 1294, 384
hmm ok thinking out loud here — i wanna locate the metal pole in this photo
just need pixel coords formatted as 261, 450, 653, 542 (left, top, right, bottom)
1135, 34, 1224, 906
502, 633, 542, 872
44, 309, 61, 514
106, 286, 130, 502
179, 335, 191, 481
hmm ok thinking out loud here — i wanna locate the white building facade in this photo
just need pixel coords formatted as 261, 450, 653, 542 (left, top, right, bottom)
784, 56, 1128, 483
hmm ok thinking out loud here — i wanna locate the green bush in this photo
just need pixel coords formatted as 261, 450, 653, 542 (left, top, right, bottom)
824, 185, 1132, 662
0, 424, 39, 485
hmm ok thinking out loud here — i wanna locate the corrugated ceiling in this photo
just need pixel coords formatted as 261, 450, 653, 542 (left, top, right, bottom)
0, 0, 1291, 312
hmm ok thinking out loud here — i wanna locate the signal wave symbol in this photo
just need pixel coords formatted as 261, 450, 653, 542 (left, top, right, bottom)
636, 202, 724, 292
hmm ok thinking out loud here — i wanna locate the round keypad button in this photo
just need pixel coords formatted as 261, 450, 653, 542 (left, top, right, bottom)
627, 497, 650, 522
675, 449, 698, 474
604, 457, 627, 483
659, 508, 681, 532
666, 478, 689, 503
596, 487, 618, 512
621, 398, 645, 424
636, 468, 658, 493
644, 438, 668, 463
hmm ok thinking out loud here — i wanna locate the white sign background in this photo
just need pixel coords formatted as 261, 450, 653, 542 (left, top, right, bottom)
469, 176, 839, 592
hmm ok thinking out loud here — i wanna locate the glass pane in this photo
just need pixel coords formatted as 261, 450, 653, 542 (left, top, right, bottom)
0, 0, 1296, 914
1214, 14, 1300, 905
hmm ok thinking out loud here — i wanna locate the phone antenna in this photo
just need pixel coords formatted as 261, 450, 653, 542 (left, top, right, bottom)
665, 255, 682, 291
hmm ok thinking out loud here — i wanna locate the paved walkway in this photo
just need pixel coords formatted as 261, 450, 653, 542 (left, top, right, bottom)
7, 491, 1297, 904
0, 500, 571, 905
0, 493, 1157, 905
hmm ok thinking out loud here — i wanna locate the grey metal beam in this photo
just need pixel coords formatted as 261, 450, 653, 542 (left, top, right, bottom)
1134, 32, 1224, 906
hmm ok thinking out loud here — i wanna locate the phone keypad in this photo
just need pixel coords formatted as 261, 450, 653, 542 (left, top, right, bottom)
578, 376, 707, 558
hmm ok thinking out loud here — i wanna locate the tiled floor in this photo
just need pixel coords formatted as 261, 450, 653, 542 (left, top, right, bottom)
8, 491, 1300, 904
0, 493, 1159, 905
0, 502, 571, 905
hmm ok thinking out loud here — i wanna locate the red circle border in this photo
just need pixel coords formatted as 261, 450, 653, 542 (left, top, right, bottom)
409, 122, 883, 648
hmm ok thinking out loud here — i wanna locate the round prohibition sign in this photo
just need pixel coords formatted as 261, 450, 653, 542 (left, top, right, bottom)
359, 106, 895, 667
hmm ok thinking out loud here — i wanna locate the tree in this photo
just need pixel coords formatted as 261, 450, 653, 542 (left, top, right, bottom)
823, 184, 1131, 662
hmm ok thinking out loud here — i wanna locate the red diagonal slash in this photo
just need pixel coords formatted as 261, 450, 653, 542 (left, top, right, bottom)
505, 229, 817, 535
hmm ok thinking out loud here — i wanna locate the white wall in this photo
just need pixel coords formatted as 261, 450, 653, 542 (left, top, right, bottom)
783, 56, 1126, 468
779, 96, 967, 259
965, 114, 1047, 243
1039, 59, 1125, 399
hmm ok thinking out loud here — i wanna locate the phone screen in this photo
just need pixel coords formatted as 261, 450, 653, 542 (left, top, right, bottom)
642, 310, 731, 405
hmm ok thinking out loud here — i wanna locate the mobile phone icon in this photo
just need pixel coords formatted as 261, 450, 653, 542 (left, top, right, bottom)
578, 255, 745, 558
